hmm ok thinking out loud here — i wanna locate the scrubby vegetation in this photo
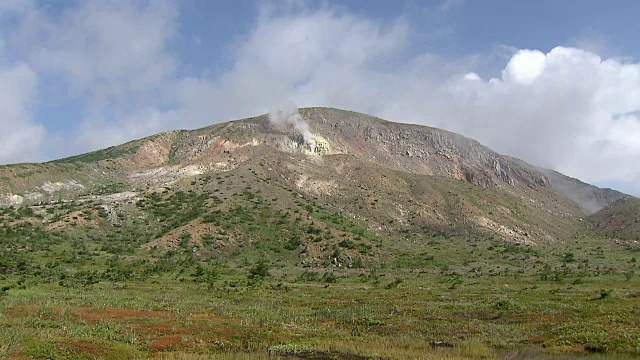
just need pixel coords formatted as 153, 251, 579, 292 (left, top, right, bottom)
53, 141, 141, 163
1, 181, 639, 359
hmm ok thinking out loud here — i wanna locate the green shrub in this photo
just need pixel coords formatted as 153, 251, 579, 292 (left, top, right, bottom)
248, 260, 270, 283
297, 270, 319, 282
385, 278, 403, 289
322, 271, 337, 283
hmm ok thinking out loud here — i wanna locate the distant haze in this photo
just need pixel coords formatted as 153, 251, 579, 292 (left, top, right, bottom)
0, 1, 639, 196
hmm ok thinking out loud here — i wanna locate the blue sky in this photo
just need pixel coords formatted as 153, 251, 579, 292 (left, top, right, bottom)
1, 0, 640, 195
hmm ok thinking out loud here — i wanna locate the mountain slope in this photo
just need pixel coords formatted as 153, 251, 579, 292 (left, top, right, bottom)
0, 107, 624, 260
589, 196, 640, 241
540, 168, 627, 213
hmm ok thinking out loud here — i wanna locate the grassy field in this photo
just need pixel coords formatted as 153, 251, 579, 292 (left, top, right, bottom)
1, 260, 639, 359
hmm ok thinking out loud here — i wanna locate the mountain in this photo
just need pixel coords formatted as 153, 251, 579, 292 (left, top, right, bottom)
539, 168, 627, 213
589, 196, 640, 241
0, 107, 631, 265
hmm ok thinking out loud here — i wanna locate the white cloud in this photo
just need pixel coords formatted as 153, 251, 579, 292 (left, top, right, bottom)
438, 47, 640, 192
187, 8, 640, 195
72, 107, 178, 152
0, 63, 45, 164
21, 1, 177, 98
502, 49, 546, 85
5, 0, 180, 156
463, 72, 481, 81
1, 2, 640, 197
164, 7, 409, 124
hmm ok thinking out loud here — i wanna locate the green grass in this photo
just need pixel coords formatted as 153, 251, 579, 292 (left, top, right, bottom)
1, 269, 638, 359
53, 141, 141, 163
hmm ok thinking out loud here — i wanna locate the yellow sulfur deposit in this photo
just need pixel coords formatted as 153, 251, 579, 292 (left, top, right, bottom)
305, 134, 331, 155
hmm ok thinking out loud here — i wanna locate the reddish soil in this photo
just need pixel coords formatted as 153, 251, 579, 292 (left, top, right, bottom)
66, 341, 113, 358
148, 334, 184, 351
3, 305, 41, 318
527, 336, 547, 344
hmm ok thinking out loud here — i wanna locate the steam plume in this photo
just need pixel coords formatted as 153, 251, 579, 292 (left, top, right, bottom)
268, 100, 315, 150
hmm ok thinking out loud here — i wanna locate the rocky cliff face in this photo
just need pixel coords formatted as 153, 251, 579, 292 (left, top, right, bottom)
298, 108, 551, 190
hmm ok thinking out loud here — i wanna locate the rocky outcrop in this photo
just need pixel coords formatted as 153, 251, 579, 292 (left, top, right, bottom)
297, 108, 552, 190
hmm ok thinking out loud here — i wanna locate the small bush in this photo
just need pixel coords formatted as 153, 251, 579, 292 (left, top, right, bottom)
338, 239, 355, 249
385, 278, 403, 289
495, 298, 519, 310
297, 270, 319, 282
322, 271, 338, 283
248, 260, 270, 282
